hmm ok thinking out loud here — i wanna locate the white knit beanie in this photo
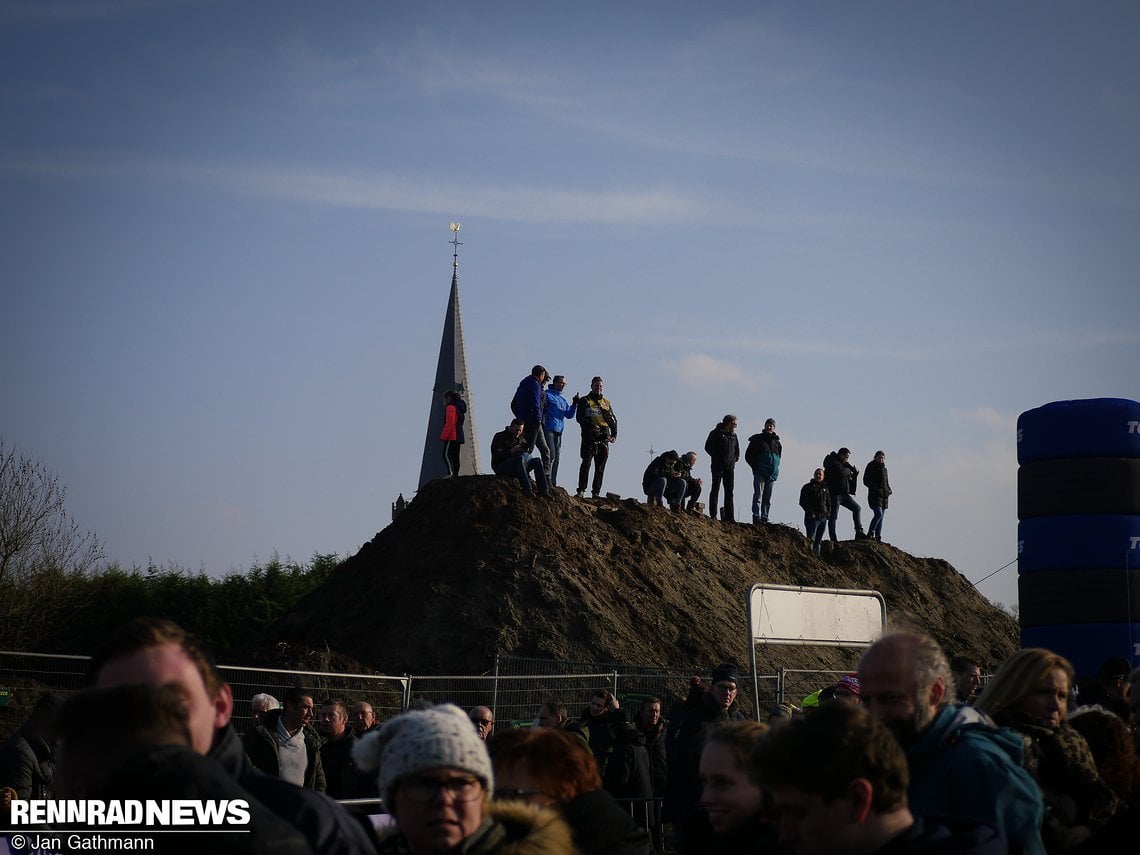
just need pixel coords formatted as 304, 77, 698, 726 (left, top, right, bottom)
352, 703, 494, 807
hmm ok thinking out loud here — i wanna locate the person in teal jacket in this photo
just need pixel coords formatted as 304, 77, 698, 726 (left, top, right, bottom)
745, 418, 781, 524
859, 632, 1046, 855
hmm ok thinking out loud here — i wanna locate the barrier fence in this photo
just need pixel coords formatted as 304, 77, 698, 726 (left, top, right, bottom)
0, 650, 871, 736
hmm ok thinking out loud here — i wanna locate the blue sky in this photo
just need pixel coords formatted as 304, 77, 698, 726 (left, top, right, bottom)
2, 0, 1137, 613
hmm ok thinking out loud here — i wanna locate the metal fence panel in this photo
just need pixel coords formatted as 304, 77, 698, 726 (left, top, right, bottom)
2, 649, 902, 739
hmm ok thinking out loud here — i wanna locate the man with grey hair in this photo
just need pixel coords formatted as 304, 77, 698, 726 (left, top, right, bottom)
678, 451, 703, 514
352, 701, 379, 738
858, 631, 1045, 855
251, 692, 279, 728
469, 706, 494, 742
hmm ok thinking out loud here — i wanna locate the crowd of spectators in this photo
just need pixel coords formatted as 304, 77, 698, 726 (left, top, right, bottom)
3, 618, 1139, 854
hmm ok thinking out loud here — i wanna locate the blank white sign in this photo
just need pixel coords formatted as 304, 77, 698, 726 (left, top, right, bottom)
748, 584, 885, 647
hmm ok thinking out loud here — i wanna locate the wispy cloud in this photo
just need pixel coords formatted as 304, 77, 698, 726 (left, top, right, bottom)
663, 353, 767, 391
0, 153, 708, 225
955, 407, 1016, 433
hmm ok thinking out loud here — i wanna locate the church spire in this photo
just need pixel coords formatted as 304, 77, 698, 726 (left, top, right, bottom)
417, 223, 481, 488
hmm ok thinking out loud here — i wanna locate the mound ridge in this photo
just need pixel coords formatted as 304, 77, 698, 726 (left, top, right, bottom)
276, 476, 1018, 676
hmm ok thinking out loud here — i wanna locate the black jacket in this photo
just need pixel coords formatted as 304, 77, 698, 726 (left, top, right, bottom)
642, 450, 681, 492
561, 788, 654, 855
864, 459, 893, 508
100, 743, 313, 854
799, 479, 831, 518
490, 428, 528, 470
824, 451, 858, 497
0, 725, 54, 799
666, 692, 746, 824
318, 731, 362, 800
211, 724, 376, 855
704, 426, 739, 469
601, 720, 653, 801
638, 721, 668, 797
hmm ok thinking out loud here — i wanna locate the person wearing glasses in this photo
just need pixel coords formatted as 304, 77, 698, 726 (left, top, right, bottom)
354, 704, 572, 854
469, 705, 494, 742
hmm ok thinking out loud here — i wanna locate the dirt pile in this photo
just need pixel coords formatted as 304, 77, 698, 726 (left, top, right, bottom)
275, 476, 1018, 676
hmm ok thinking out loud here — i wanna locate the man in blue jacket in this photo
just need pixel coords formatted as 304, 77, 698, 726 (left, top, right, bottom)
511, 364, 552, 479
754, 702, 1006, 855
542, 374, 576, 487
858, 632, 1045, 855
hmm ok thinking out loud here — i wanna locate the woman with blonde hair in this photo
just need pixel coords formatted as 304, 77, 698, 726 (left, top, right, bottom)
975, 648, 1121, 851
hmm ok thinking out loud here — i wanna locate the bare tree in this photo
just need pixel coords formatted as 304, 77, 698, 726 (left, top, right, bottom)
0, 437, 104, 645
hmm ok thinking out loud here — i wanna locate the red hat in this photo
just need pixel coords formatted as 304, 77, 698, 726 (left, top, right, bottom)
835, 674, 861, 697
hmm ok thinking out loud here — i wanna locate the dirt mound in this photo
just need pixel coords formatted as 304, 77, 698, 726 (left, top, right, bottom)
275, 476, 1017, 676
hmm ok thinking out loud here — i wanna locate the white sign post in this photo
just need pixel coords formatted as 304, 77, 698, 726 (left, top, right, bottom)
747, 584, 885, 717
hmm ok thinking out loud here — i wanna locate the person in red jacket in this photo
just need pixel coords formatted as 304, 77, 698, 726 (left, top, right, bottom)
439, 389, 467, 477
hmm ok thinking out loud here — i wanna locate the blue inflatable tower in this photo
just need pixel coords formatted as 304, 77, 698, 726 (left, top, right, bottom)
1017, 398, 1140, 681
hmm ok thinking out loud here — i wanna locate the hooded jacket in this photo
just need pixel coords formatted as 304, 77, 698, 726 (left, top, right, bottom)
824, 451, 858, 497
864, 458, 892, 508
907, 705, 1045, 855
704, 425, 739, 469
799, 479, 831, 518
210, 724, 376, 855
745, 431, 782, 480
510, 374, 545, 424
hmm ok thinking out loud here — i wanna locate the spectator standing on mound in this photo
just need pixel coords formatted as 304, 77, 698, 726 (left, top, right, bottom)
542, 374, 576, 488
705, 415, 740, 521
439, 389, 467, 477
863, 450, 892, 542
511, 365, 552, 478
799, 468, 831, 556
745, 417, 782, 524
824, 447, 867, 541
575, 376, 618, 499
